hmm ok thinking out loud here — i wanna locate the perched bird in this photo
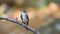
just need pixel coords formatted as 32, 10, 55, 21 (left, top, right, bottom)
21, 9, 29, 30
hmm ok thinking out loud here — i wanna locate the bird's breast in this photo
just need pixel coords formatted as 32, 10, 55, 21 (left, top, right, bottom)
22, 13, 27, 20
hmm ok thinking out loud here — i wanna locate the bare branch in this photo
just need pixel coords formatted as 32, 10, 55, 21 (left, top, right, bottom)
0, 16, 40, 34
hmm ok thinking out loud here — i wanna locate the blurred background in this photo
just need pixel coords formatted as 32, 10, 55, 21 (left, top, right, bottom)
0, 0, 60, 34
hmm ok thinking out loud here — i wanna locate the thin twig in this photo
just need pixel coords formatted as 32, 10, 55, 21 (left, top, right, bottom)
0, 16, 40, 34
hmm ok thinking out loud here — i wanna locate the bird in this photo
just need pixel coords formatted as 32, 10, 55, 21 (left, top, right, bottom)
21, 9, 29, 30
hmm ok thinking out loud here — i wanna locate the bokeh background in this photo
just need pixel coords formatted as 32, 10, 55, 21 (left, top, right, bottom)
0, 0, 60, 34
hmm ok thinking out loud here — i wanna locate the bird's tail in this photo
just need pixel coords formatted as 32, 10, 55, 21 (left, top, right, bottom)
23, 22, 29, 30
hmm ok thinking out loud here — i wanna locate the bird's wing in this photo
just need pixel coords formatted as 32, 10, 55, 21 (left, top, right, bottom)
21, 14, 23, 21
26, 15, 29, 25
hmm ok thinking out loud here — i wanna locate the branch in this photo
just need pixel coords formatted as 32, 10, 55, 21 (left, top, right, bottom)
0, 16, 40, 34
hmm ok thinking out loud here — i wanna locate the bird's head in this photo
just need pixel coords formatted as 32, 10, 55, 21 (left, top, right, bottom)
20, 8, 27, 13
